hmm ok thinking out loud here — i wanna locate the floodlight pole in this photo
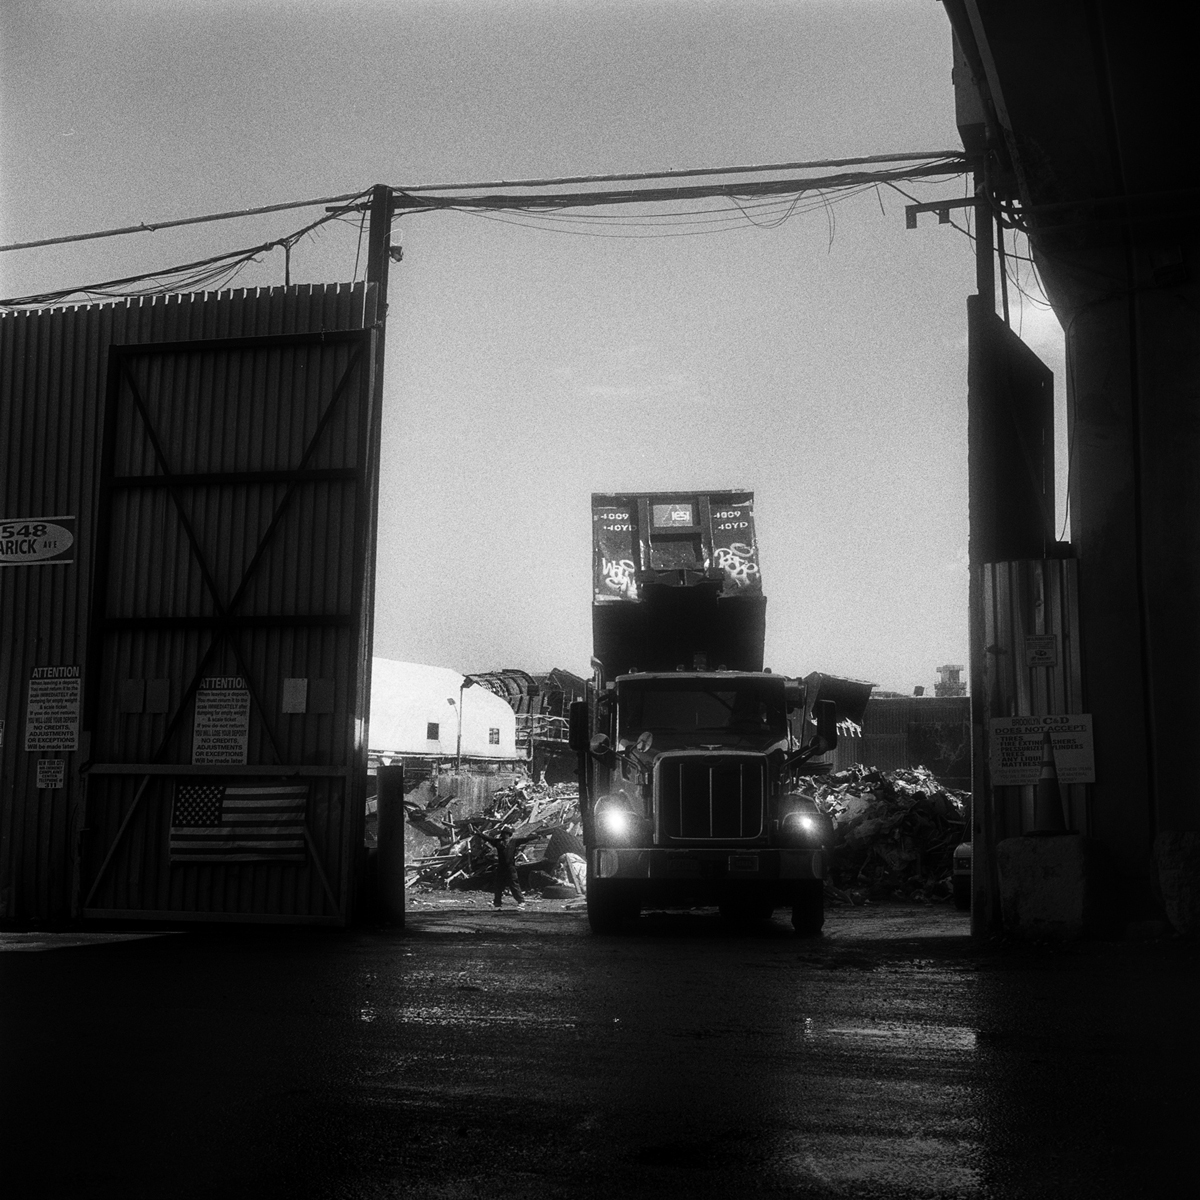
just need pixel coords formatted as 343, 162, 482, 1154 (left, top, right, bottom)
456, 678, 477, 770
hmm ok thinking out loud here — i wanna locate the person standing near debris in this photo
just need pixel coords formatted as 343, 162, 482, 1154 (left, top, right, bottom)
478, 824, 527, 908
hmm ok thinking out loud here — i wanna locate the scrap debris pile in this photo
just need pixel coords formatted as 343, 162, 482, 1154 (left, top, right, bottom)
399, 765, 967, 906
404, 781, 586, 896
810, 765, 968, 904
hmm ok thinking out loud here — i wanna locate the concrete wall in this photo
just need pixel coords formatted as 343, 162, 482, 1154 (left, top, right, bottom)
1051, 237, 1200, 904
947, 0, 1199, 921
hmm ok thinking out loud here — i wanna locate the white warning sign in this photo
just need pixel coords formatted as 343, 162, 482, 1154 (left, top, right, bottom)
192, 677, 250, 765
988, 714, 1095, 786
1024, 634, 1059, 668
37, 759, 66, 789
25, 666, 81, 752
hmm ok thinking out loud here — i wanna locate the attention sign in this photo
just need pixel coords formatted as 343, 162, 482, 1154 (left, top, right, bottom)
0, 517, 75, 566
192, 677, 251, 765
25, 666, 81, 752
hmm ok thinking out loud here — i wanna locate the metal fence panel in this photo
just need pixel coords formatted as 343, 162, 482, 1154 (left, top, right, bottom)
980, 559, 1086, 835
0, 284, 375, 924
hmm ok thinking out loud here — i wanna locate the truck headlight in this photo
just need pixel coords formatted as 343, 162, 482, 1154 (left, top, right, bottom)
594, 795, 638, 843
780, 809, 824, 847
598, 808, 632, 838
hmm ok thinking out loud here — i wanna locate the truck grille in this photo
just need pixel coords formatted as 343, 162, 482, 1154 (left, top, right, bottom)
656, 755, 766, 841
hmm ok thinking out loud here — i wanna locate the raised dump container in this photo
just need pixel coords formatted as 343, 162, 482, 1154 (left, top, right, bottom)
591, 491, 767, 678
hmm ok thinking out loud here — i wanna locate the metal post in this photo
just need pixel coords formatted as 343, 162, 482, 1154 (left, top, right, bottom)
376, 763, 405, 926
455, 677, 477, 770
969, 167, 998, 934
974, 171, 995, 313
455, 683, 465, 770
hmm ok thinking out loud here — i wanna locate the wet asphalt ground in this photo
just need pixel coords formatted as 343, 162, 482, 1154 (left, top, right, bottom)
2, 897, 1196, 1199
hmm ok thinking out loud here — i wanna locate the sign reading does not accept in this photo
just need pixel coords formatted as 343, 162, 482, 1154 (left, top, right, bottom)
988, 714, 1095, 786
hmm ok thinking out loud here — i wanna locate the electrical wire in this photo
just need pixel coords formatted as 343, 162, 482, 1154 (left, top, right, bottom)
0, 201, 361, 308
0, 188, 371, 255
351, 209, 368, 284
390, 150, 967, 194
435, 183, 889, 240
386, 161, 965, 217
1, 158, 968, 305
0, 156, 967, 257
415, 176, 940, 240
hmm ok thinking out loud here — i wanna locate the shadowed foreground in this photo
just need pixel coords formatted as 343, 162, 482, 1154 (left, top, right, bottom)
2, 901, 1194, 1199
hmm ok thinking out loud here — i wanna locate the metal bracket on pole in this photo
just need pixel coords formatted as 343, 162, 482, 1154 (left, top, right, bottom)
904, 196, 977, 228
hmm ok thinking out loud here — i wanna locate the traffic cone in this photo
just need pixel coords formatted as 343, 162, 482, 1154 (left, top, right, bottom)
1032, 729, 1067, 833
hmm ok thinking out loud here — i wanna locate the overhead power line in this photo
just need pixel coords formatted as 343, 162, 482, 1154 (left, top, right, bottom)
0, 153, 965, 256
0, 188, 371, 255
0, 202, 359, 308
0, 153, 969, 307
390, 151, 967, 193
386, 160, 963, 215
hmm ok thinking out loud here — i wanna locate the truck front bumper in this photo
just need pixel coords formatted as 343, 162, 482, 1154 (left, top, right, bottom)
591, 847, 824, 882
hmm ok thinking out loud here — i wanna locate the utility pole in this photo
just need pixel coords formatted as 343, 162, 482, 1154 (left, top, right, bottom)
365, 183, 393, 306
359, 184, 394, 881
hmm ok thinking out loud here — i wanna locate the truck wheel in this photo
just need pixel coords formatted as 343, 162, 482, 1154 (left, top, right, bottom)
587, 880, 633, 934
791, 882, 825, 937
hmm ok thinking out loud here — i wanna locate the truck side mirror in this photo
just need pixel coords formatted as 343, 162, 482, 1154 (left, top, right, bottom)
588, 731, 618, 768
813, 698, 838, 751
568, 700, 590, 754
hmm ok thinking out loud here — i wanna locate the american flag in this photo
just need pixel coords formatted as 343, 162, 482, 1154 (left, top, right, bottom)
169, 783, 308, 863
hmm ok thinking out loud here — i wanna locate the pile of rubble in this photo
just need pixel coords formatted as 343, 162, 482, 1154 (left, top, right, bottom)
403, 780, 586, 896
809, 765, 968, 904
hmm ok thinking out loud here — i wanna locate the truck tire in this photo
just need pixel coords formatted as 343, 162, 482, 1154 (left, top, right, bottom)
791, 881, 824, 937
587, 879, 634, 934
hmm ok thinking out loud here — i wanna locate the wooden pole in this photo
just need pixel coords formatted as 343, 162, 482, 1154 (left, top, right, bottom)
366, 184, 392, 293
357, 185, 394, 921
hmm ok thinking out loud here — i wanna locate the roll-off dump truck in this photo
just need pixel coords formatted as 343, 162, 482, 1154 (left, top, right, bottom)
570, 491, 872, 934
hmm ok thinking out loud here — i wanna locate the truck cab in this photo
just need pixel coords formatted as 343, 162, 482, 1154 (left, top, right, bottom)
579, 668, 838, 933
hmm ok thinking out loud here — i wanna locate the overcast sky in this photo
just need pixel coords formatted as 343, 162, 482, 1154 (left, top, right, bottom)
1, 0, 1065, 692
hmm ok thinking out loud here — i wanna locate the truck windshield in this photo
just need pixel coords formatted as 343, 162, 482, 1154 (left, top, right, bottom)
619, 679, 786, 741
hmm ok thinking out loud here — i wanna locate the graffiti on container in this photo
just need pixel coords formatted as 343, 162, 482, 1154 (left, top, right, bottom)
714, 543, 760, 588
602, 558, 638, 597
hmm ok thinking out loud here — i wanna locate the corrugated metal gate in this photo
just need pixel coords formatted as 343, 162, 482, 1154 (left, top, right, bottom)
0, 284, 380, 924
979, 559, 1085, 835
81, 328, 377, 923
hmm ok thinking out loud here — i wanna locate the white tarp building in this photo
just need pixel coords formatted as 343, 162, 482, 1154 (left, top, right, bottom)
368, 658, 518, 761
